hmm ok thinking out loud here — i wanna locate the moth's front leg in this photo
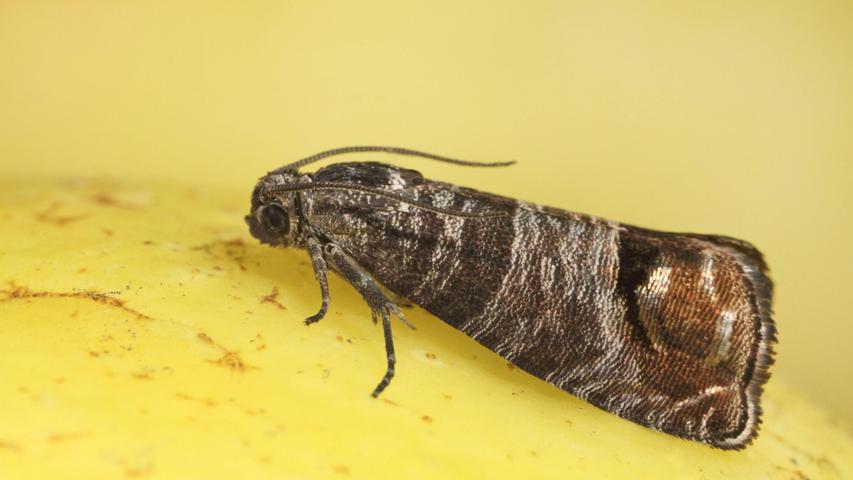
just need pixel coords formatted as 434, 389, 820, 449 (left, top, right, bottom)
304, 235, 330, 325
322, 242, 412, 397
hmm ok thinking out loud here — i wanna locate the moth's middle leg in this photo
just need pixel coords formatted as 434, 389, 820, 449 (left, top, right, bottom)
321, 242, 411, 397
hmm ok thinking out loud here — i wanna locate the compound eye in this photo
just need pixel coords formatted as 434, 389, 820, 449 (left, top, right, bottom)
260, 203, 290, 235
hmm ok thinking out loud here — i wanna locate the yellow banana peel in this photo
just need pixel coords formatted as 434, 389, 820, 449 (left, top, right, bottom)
1, 177, 851, 480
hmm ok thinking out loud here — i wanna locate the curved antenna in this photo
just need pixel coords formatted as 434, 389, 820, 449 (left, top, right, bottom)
265, 182, 509, 219
275, 146, 515, 172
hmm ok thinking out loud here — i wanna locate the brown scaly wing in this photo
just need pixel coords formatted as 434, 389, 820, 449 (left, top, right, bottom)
606, 227, 775, 448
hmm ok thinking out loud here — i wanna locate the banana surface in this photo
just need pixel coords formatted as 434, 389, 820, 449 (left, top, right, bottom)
1, 179, 851, 479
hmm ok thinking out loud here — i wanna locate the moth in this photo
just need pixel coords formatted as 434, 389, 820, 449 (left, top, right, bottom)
246, 146, 776, 450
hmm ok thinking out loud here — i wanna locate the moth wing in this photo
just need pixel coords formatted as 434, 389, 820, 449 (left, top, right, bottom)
303, 162, 775, 449
606, 228, 775, 449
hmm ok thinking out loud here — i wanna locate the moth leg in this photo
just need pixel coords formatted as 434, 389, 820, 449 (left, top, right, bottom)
304, 236, 330, 325
323, 243, 414, 330
373, 309, 395, 397
383, 287, 415, 309
322, 243, 412, 396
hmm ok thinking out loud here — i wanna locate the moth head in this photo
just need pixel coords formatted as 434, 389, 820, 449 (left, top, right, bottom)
245, 174, 303, 247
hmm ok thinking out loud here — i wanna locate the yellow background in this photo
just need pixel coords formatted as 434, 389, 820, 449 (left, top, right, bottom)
1, 1, 852, 478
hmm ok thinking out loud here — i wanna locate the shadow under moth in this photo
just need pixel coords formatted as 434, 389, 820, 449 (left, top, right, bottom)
246, 146, 776, 450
